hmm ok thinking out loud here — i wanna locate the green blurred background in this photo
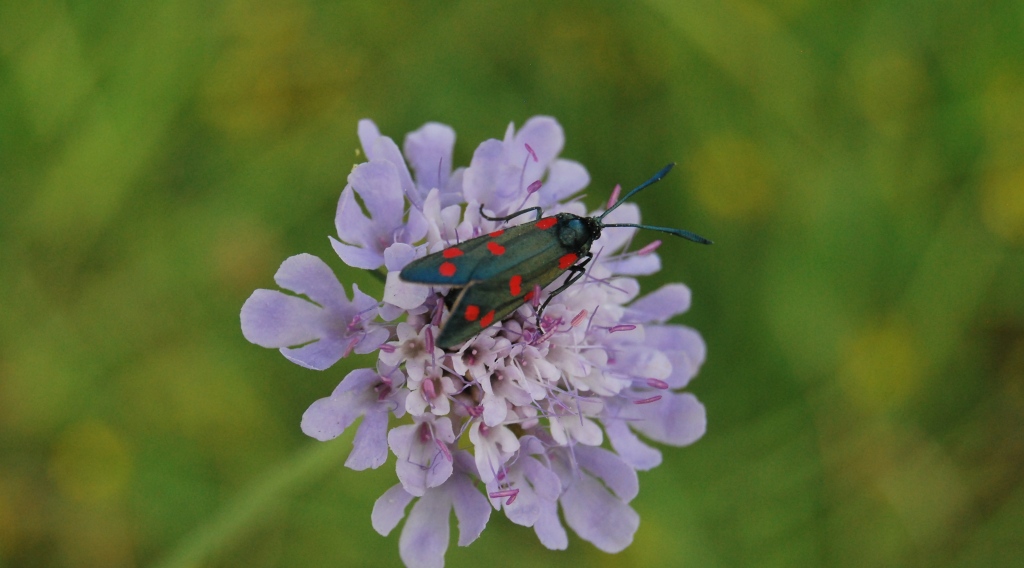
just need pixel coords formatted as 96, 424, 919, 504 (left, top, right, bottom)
2, 0, 1023, 566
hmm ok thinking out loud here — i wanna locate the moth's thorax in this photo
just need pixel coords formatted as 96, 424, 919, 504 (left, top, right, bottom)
555, 213, 601, 251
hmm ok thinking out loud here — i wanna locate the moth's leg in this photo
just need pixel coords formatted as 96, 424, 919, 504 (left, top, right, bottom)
479, 204, 543, 223
535, 253, 593, 329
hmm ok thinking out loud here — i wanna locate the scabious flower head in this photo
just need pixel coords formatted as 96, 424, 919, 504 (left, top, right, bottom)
241, 117, 708, 567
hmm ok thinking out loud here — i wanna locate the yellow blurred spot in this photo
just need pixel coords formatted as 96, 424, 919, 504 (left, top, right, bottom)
851, 52, 929, 137
201, 0, 360, 136
980, 166, 1024, 243
688, 134, 776, 220
49, 421, 133, 505
838, 319, 925, 413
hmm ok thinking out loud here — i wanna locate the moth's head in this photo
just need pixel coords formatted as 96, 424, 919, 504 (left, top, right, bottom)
557, 213, 601, 250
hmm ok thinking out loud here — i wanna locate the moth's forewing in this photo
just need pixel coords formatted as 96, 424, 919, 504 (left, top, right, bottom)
399, 218, 551, 286
435, 249, 572, 348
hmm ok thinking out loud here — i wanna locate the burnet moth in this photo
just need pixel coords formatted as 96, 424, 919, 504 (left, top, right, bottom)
399, 163, 711, 348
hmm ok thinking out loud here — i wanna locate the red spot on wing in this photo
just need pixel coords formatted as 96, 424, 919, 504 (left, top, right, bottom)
509, 275, 522, 296
487, 241, 506, 255
559, 253, 578, 270
489, 229, 505, 237
479, 310, 495, 328
524, 289, 536, 302
464, 305, 480, 321
443, 247, 464, 258
440, 262, 457, 277
536, 217, 557, 230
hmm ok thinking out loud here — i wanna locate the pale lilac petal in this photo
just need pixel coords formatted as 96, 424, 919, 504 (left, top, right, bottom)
451, 474, 491, 546
330, 236, 385, 270
534, 498, 568, 550
348, 161, 405, 231
603, 419, 663, 471
355, 326, 391, 355
645, 325, 706, 388
511, 116, 564, 185
273, 254, 348, 311
372, 483, 415, 536
405, 122, 455, 192
537, 158, 588, 207
390, 418, 456, 496
281, 337, 348, 371
603, 253, 662, 276
299, 369, 377, 440
357, 119, 384, 160
334, 186, 373, 246
593, 203, 640, 255
630, 392, 707, 446
346, 409, 390, 470
462, 139, 511, 209
399, 491, 450, 568
240, 290, 322, 347
560, 473, 639, 553
575, 446, 638, 501
625, 283, 692, 323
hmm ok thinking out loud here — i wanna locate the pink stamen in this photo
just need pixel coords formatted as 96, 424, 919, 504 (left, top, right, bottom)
571, 309, 588, 327
607, 184, 622, 209
489, 488, 520, 505
633, 395, 663, 405
467, 405, 484, 418
637, 240, 662, 256
379, 343, 396, 353
608, 324, 636, 333
341, 337, 358, 358
422, 378, 437, 401
425, 327, 435, 355
435, 438, 453, 462
646, 378, 670, 390
525, 143, 538, 162
526, 180, 542, 194
530, 285, 542, 308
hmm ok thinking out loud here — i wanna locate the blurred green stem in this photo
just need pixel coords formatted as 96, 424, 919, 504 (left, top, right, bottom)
152, 441, 345, 568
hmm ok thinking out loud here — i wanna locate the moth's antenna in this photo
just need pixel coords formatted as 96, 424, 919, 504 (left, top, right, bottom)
602, 223, 713, 244
598, 163, 676, 221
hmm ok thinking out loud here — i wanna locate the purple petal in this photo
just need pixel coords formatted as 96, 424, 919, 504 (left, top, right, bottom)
630, 392, 707, 446
560, 473, 640, 553
372, 483, 415, 536
399, 490, 450, 568
273, 254, 348, 312
357, 119, 418, 207
346, 408, 390, 470
390, 418, 456, 496
450, 472, 491, 546
603, 419, 663, 471
462, 139, 511, 209
593, 203, 640, 255
575, 446, 639, 501
334, 186, 373, 247
602, 253, 662, 276
240, 289, 322, 348
511, 116, 564, 186
404, 122, 456, 192
300, 369, 378, 440
626, 283, 692, 323
645, 324, 706, 388
537, 158, 588, 207
354, 326, 391, 355
281, 336, 350, 371
357, 119, 384, 160
330, 236, 385, 270
534, 498, 568, 550
348, 161, 405, 232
